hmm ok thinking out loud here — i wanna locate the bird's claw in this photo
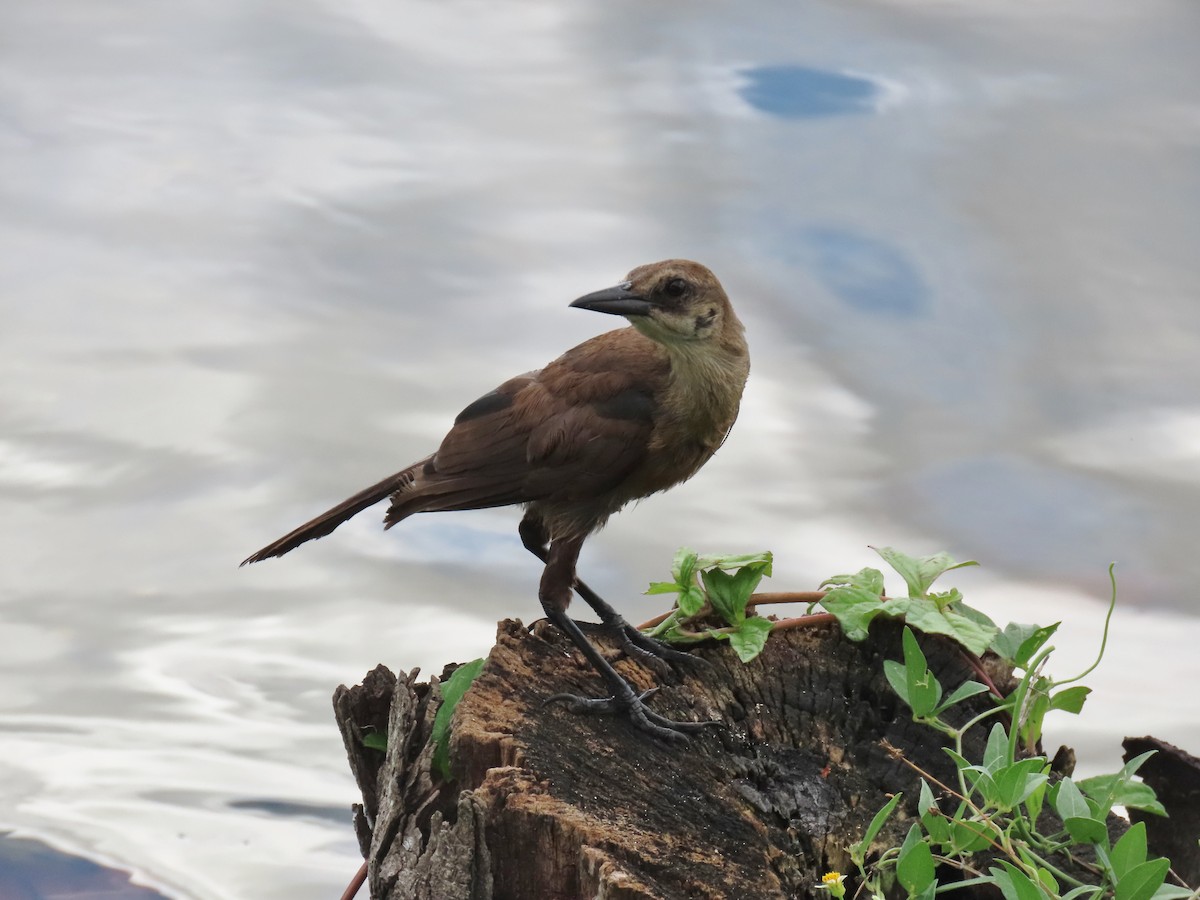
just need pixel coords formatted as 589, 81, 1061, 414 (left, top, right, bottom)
544, 686, 659, 715
600, 616, 712, 677
619, 625, 713, 669
544, 685, 720, 742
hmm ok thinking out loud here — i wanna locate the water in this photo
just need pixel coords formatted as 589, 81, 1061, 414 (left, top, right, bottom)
3, 0, 1199, 895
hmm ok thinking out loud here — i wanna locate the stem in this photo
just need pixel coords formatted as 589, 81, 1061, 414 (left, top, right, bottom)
1054, 562, 1117, 686
881, 740, 974, 812
958, 649, 1004, 699
746, 590, 830, 606
1019, 848, 1090, 890
1007, 646, 1054, 761
767, 612, 838, 631
636, 591, 830, 631
340, 861, 367, 900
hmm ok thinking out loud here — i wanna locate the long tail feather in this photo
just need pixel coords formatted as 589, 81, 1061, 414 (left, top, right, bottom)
241, 467, 420, 565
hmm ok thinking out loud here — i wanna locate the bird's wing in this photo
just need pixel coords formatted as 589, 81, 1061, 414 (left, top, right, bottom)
384, 330, 668, 523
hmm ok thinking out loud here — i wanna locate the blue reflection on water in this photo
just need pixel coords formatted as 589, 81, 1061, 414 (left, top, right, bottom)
740, 65, 879, 118
802, 227, 928, 316
0, 835, 168, 899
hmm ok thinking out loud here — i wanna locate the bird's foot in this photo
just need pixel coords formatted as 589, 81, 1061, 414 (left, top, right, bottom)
544, 686, 721, 743
609, 618, 712, 676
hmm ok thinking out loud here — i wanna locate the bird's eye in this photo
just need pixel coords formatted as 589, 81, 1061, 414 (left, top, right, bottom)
664, 277, 688, 297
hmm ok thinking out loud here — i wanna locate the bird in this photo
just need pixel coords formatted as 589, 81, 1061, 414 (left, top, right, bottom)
242, 259, 750, 740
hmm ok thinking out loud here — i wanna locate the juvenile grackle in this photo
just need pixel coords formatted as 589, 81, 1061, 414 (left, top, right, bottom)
242, 259, 749, 740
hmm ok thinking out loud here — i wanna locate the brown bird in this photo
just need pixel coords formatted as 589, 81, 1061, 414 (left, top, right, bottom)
242, 259, 749, 740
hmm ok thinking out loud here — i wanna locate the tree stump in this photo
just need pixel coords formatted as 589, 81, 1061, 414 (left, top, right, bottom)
333, 617, 1028, 899
1122, 737, 1200, 886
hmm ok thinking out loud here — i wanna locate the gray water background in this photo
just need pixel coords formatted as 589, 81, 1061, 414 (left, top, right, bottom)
2, 0, 1199, 895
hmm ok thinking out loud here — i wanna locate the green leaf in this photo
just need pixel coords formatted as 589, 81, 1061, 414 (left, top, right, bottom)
677, 584, 707, 617
990, 622, 1033, 662
933, 680, 989, 715
990, 622, 1059, 667
693, 550, 773, 575
1054, 777, 1093, 820
903, 601, 998, 656
701, 567, 749, 625
918, 780, 951, 845
928, 587, 963, 609
880, 596, 913, 619
1110, 821, 1149, 880
1150, 886, 1194, 900
1079, 752, 1167, 818
988, 866, 1017, 900
431, 657, 486, 780
884, 659, 911, 705
1016, 623, 1060, 667
949, 814, 998, 854
1020, 689, 1052, 747
871, 546, 978, 599
671, 547, 699, 585
901, 627, 942, 718
1034, 865, 1059, 896
1054, 777, 1109, 843
361, 731, 387, 751
849, 791, 902, 865
645, 581, 682, 595
992, 760, 1050, 811
730, 562, 769, 595
1049, 685, 1091, 714
897, 823, 936, 895
728, 617, 774, 663
820, 585, 888, 641
1024, 777, 1048, 823
1060, 888, 1103, 900
922, 810, 951, 846
1114, 858, 1170, 900
693, 554, 772, 627
983, 723, 1011, 773
954, 601, 1000, 632
991, 863, 1048, 900
1064, 816, 1109, 845
820, 566, 885, 596
918, 778, 938, 816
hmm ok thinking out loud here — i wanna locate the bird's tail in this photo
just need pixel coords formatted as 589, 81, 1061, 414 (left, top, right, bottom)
240, 463, 425, 566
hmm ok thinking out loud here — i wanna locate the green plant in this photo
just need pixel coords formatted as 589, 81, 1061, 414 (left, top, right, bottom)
842, 562, 1186, 900
430, 657, 485, 780
360, 658, 487, 779
641, 548, 776, 662
819, 546, 995, 656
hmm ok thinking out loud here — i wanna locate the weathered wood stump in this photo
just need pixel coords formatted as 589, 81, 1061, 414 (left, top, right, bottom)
1122, 737, 1200, 886
333, 617, 1022, 899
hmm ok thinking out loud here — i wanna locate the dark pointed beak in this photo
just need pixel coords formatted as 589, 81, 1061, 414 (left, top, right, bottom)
570, 282, 655, 317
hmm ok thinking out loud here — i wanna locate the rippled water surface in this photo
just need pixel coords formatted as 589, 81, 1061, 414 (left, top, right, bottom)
3, 0, 1199, 895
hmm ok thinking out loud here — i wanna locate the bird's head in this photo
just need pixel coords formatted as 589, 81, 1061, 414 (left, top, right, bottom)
570, 259, 739, 346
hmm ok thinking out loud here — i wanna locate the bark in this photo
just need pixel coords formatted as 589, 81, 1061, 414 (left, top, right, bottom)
333, 617, 1031, 899
1122, 736, 1200, 886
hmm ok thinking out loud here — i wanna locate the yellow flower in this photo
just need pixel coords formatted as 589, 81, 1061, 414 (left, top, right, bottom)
817, 872, 847, 898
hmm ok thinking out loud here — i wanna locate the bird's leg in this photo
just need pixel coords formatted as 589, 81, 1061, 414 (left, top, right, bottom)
536, 533, 714, 742
577, 589, 711, 673
518, 515, 702, 673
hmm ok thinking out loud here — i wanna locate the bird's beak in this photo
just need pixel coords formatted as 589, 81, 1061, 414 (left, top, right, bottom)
570, 282, 655, 317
